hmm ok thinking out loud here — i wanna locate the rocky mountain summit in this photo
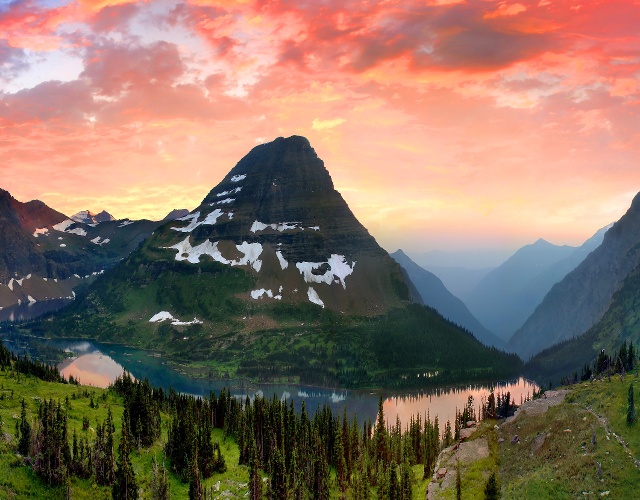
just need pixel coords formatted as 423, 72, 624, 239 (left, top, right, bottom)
0, 189, 161, 309
151, 135, 408, 314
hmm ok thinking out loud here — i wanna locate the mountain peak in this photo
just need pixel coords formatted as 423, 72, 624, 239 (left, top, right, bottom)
144, 135, 408, 314
95, 210, 115, 223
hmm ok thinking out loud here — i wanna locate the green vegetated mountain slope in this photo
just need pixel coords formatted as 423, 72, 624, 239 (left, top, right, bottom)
391, 249, 504, 348
525, 261, 640, 384
36, 136, 521, 387
508, 192, 640, 360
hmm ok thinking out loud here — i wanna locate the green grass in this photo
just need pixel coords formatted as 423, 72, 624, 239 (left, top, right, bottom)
498, 376, 640, 499
0, 369, 249, 499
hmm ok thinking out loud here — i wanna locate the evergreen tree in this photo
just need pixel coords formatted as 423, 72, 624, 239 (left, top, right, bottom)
189, 449, 203, 500
400, 461, 413, 500
373, 395, 388, 463
112, 408, 138, 500
388, 461, 400, 500
627, 383, 636, 425
150, 455, 171, 500
248, 438, 263, 500
268, 447, 287, 500
484, 471, 499, 499
18, 398, 30, 456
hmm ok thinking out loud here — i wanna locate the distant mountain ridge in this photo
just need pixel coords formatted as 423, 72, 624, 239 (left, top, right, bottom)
391, 250, 504, 348
463, 226, 610, 342
464, 238, 577, 340
509, 193, 640, 360
0, 188, 162, 309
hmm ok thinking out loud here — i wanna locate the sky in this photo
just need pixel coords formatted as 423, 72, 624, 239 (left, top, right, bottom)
1, 0, 639, 267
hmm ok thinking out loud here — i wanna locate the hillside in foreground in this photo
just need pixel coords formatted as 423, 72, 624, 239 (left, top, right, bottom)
2, 341, 639, 499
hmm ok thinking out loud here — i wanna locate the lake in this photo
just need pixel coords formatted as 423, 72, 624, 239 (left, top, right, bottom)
0, 298, 73, 323
3, 335, 538, 426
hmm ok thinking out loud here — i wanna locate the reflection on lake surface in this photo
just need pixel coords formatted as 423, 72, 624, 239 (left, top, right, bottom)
3, 335, 538, 426
59, 353, 132, 388
0, 299, 73, 322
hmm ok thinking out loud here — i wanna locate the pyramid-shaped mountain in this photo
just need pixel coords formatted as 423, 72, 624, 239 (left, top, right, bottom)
44, 136, 521, 387
151, 135, 408, 314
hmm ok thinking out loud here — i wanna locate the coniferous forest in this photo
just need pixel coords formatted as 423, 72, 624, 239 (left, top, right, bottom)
0, 339, 522, 498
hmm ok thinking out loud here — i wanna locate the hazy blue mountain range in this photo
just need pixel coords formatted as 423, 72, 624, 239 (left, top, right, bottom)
391, 250, 504, 348
508, 193, 640, 360
463, 225, 610, 342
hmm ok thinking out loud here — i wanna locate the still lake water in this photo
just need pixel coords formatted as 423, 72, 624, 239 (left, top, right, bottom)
6, 336, 537, 426
0, 298, 72, 323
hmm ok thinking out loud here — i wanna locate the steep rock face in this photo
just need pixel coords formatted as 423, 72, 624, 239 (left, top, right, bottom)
148, 136, 410, 314
163, 209, 190, 221
392, 250, 504, 348
0, 189, 67, 282
509, 193, 640, 359
526, 261, 640, 384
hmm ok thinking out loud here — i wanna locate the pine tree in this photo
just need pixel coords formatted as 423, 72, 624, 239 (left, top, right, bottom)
189, 449, 203, 500
373, 395, 388, 463
150, 455, 170, 500
18, 398, 30, 456
627, 383, 636, 425
249, 438, 263, 500
400, 461, 413, 500
268, 447, 286, 500
112, 408, 138, 500
484, 471, 499, 499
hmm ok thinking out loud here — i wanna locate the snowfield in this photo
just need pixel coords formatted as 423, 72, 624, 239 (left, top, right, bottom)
296, 254, 356, 289
165, 237, 263, 272
171, 209, 226, 233
307, 287, 324, 308
148, 311, 203, 326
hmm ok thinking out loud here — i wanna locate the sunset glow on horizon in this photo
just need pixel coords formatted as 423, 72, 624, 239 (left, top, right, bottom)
1, 0, 639, 264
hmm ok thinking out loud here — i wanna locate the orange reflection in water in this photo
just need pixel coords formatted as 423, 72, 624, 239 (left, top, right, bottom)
383, 378, 538, 427
59, 354, 131, 388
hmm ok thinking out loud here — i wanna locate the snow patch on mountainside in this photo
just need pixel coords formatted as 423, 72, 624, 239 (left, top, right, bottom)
171, 209, 226, 232
33, 227, 49, 237
165, 237, 263, 272
250, 221, 301, 233
213, 198, 235, 205
307, 287, 324, 308
276, 251, 288, 270
90, 236, 111, 246
250, 288, 283, 300
52, 219, 75, 232
118, 220, 134, 227
296, 255, 356, 289
216, 187, 242, 197
149, 311, 203, 326
231, 174, 246, 182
